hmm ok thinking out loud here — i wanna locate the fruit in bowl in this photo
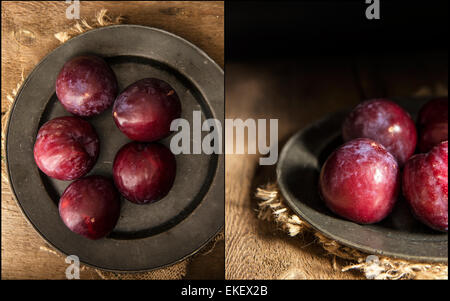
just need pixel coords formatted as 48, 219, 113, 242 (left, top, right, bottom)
59, 176, 121, 240
342, 99, 417, 166
113, 142, 176, 204
417, 97, 448, 153
319, 138, 400, 224
34, 116, 99, 181
56, 55, 118, 117
402, 141, 448, 232
112, 78, 181, 142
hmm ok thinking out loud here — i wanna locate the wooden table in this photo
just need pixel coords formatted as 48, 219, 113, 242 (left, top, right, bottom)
1, 1, 224, 280
225, 51, 448, 279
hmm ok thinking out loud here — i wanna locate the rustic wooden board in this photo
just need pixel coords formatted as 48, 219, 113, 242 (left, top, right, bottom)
1, 0, 224, 280
225, 51, 447, 279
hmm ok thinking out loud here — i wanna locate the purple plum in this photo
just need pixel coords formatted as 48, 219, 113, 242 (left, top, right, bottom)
319, 138, 400, 224
59, 176, 120, 240
112, 78, 181, 142
34, 116, 99, 181
56, 55, 118, 117
113, 142, 176, 204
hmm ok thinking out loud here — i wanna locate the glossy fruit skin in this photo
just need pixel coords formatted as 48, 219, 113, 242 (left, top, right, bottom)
402, 141, 448, 232
342, 99, 417, 166
112, 78, 181, 142
113, 142, 176, 204
59, 176, 120, 240
417, 97, 448, 153
56, 55, 118, 117
319, 138, 400, 224
34, 116, 99, 181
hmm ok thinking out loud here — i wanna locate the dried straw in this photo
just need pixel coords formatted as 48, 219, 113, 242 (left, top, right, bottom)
54, 9, 126, 43
255, 183, 448, 280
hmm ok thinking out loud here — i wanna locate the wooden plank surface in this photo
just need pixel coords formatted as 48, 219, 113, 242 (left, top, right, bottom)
225, 51, 447, 279
1, 1, 224, 280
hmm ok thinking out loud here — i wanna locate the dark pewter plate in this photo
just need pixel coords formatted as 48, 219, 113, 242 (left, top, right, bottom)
277, 98, 448, 262
6, 25, 224, 272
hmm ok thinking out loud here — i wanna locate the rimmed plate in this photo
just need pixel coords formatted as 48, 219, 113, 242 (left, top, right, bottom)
6, 25, 224, 272
277, 99, 447, 262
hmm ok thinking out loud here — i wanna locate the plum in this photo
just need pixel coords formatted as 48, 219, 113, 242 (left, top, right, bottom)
417, 97, 448, 153
402, 141, 448, 232
56, 55, 118, 117
34, 116, 99, 181
59, 176, 120, 240
112, 78, 181, 142
319, 138, 400, 224
418, 121, 448, 153
113, 142, 176, 204
418, 97, 448, 127
342, 99, 417, 166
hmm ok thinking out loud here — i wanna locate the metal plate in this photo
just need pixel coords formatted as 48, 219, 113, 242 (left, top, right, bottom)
277, 99, 448, 262
6, 25, 224, 271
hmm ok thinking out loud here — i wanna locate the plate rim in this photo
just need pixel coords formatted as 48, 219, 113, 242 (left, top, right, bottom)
5, 24, 224, 272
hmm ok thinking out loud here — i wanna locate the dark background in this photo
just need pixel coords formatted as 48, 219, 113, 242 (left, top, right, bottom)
226, 0, 449, 59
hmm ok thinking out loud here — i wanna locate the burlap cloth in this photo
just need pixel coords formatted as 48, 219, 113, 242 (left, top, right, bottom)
1, 9, 223, 280
255, 183, 447, 280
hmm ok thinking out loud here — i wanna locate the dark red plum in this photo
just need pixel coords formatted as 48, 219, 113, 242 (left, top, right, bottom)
402, 141, 448, 232
56, 55, 118, 117
417, 97, 448, 153
113, 142, 176, 204
319, 138, 400, 224
418, 121, 448, 153
418, 97, 448, 127
59, 176, 120, 240
34, 116, 99, 181
112, 78, 181, 142
342, 99, 417, 166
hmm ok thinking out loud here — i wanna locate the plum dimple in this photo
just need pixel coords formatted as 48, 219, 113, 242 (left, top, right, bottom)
342, 99, 417, 166
403, 141, 448, 232
34, 116, 99, 181
56, 55, 118, 117
59, 176, 120, 240
319, 138, 400, 224
113, 142, 176, 204
112, 78, 181, 142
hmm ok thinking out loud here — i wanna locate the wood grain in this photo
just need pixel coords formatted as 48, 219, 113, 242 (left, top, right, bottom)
1, 1, 223, 280
225, 51, 447, 279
